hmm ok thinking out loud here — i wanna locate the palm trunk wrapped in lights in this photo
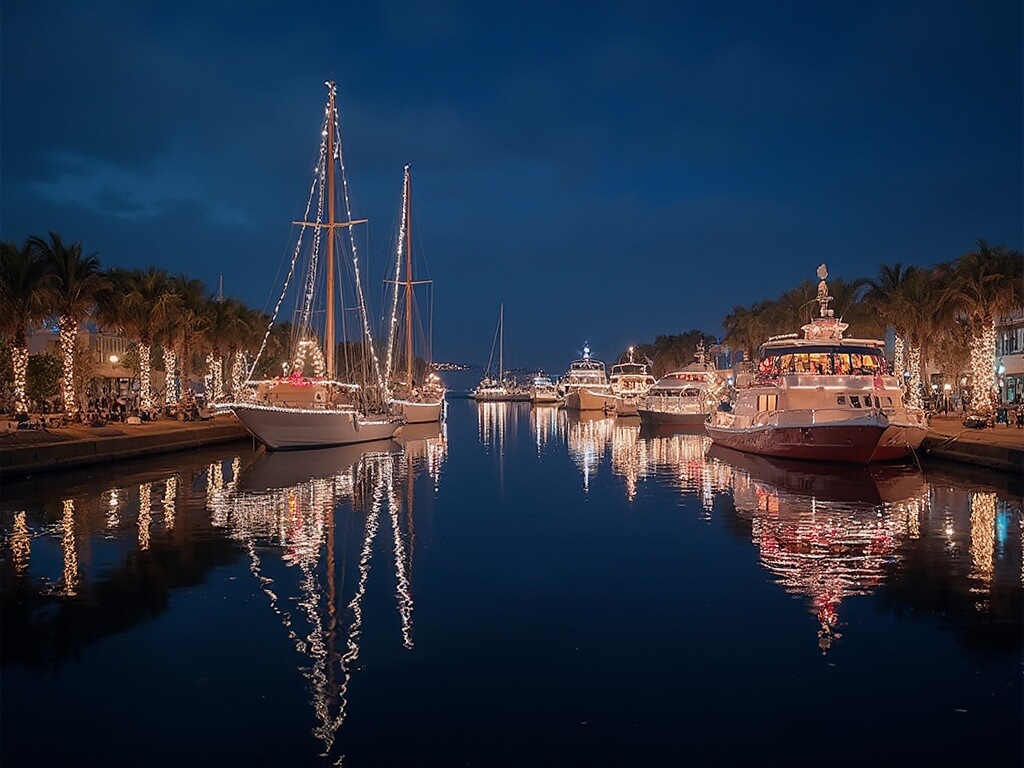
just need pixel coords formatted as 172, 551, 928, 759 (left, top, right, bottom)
12, 345, 28, 414
892, 331, 906, 382
207, 353, 224, 402
58, 315, 79, 413
906, 343, 923, 409
163, 348, 179, 404
138, 343, 152, 410
230, 351, 246, 397
969, 320, 998, 414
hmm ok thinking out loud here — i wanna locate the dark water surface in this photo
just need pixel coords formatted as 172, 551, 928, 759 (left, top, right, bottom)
2, 400, 1021, 767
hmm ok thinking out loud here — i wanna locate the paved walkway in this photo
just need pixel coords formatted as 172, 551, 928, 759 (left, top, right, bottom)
921, 413, 1023, 473
0, 413, 250, 478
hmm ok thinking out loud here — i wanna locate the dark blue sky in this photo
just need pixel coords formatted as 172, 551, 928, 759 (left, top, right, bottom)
2, 1, 1021, 374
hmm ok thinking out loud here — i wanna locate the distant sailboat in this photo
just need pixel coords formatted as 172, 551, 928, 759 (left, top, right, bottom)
472, 303, 529, 401
219, 81, 402, 449
383, 164, 445, 424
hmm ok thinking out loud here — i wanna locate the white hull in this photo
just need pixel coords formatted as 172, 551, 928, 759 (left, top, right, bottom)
228, 404, 402, 450
606, 393, 649, 415
564, 387, 615, 411
531, 393, 562, 405
637, 406, 709, 426
390, 397, 444, 424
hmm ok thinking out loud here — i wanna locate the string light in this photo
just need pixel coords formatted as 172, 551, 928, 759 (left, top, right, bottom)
61, 499, 78, 596
206, 354, 224, 402
162, 475, 177, 530
59, 317, 78, 413
138, 482, 152, 551
231, 352, 246, 396
906, 343, 923, 409
163, 349, 178, 404
383, 165, 409, 391
12, 346, 28, 413
138, 343, 152, 410
11, 511, 30, 574
969, 491, 996, 589
968, 322, 998, 413
892, 331, 905, 382
292, 338, 326, 378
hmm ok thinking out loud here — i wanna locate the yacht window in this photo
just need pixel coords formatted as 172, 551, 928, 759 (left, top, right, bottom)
874, 396, 881, 408
836, 396, 846, 405
850, 395, 862, 408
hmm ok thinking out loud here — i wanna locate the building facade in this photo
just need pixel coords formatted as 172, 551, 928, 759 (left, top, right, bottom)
997, 308, 1024, 405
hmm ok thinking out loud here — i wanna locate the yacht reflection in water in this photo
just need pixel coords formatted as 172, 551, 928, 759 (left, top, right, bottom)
207, 423, 447, 760
566, 411, 616, 493
706, 444, 929, 652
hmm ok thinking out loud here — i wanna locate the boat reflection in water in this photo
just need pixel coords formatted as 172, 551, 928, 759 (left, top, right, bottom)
628, 423, 725, 511
206, 430, 446, 761
566, 411, 616, 493
706, 444, 929, 651
529, 404, 564, 454
477, 400, 530, 454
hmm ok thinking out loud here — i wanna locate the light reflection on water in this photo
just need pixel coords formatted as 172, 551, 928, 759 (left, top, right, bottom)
1, 403, 1020, 766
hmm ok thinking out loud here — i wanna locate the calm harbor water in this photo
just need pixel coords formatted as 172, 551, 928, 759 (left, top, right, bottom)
2, 398, 1021, 767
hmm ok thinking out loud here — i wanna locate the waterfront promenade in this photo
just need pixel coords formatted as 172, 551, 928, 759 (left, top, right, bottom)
920, 413, 1024, 474
0, 413, 250, 479
0, 410, 1021, 479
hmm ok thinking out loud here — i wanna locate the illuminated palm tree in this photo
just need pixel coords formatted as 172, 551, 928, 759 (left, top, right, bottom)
941, 240, 1024, 414
205, 296, 255, 401
166, 274, 211, 407
30, 232, 109, 414
0, 240, 51, 413
866, 263, 914, 379
97, 266, 179, 411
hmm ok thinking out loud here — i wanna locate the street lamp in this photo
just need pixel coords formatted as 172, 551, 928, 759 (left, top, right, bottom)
109, 354, 119, 364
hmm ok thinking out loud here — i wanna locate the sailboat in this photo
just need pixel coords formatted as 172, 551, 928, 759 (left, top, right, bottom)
219, 81, 403, 450
471, 303, 529, 401
383, 165, 445, 424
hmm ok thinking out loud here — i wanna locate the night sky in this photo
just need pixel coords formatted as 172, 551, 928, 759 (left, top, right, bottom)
2, 1, 1020, 374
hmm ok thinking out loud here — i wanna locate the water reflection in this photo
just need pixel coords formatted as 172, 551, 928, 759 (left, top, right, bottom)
2, 407, 1020, 765
530, 406, 1021, 653
530, 404, 564, 454
207, 430, 446, 760
707, 445, 929, 651
478, 401, 518, 454
1, 432, 447, 764
566, 411, 616, 493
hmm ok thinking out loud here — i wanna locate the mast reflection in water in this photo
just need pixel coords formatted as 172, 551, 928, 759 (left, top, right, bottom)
1, 401, 1020, 767
208, 424, 447, 759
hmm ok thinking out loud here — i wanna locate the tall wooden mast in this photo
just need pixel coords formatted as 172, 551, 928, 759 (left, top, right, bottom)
325, 84, 337, 380
404, 165, 414, 385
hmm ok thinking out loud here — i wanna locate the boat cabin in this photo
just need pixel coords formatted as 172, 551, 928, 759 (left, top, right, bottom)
757, 342, 887, 378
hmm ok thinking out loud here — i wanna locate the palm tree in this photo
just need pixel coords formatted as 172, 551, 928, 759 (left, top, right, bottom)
0, 240, 51, 413
166, 274, 211, 407
865, 263, 936, 405
866, 263, 913, 379
941, 240, 1024, 414
97, 266, 179, 410
29, 232, 109, 414
205, 296, 255, 401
